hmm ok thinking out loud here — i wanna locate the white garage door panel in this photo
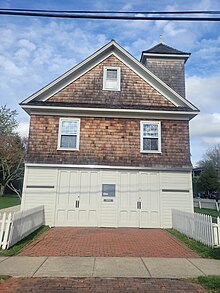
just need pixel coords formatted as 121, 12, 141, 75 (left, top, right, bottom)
118, 172, 139, 227
118, 172, 160, 228
56, 170, 99, 227
55, 169, 161, 228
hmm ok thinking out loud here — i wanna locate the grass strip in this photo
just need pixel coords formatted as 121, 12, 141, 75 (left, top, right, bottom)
0, 225, 49, 256
0, 195, 21, 210
194, 208, 220, 222
197, 275, 220, 293
167, 229, 220, 259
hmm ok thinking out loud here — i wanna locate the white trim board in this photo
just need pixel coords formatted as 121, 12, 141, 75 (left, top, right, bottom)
25, 163, 192, 172
21, 104, 198, 120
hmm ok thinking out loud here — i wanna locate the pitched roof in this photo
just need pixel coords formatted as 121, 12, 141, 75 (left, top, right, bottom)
142, 43, 190, 55
20, 40, 198, 115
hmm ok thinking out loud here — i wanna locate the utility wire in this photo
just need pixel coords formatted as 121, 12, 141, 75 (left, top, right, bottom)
1, 8, 220, 14
0, 10, 220, 21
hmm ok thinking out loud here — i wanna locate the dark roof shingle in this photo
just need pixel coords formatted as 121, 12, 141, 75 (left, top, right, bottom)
142, 43, 190, 55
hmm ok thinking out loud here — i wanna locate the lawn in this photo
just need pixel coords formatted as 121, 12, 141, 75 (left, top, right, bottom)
0, 194, 21, 210
197, 276, 220, 293
167, 229, 220, 260
194, 207, 220, 220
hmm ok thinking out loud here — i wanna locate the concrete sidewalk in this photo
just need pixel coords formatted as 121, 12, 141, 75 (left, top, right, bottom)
0, 256, 219, 279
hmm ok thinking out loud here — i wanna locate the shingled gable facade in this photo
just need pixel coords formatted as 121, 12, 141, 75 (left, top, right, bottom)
20, 40, 199, 228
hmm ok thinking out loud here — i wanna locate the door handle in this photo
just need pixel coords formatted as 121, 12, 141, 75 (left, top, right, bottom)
137, 201, 141, 209
75, 200, 80, 208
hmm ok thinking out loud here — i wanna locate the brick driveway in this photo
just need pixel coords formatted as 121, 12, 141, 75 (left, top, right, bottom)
19, 228, 199, 258
0, 277, 206, 293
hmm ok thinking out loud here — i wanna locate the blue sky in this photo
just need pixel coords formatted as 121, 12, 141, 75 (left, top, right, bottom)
0, 0, 220, 165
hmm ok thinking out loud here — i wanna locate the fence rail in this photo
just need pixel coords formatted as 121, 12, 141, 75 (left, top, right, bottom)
172, 209, 220, 247
0, 206, 44, 250
194, 198, 219, 211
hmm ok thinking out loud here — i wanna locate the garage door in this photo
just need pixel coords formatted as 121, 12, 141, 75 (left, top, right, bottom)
118, 172, 160, 228
55, 169, 160, 228
55, 170, 100, 226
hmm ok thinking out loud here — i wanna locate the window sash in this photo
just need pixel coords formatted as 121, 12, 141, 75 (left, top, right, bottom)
58, 119, 80, 150
103, 67, 120, 91
141, 121, 161, 152
106, 69, 118, 80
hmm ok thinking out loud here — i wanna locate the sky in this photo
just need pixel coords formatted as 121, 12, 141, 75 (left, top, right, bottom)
0, 0, 220, 166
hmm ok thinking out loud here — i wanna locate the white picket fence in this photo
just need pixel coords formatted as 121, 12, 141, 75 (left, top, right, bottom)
194, 198, 220, 211
0, 206, 44, 250
172, 209, 220, 247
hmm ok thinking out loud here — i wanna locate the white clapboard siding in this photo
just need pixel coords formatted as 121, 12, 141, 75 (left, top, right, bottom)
22, 167, 57, 226
161, 172, 193, 228
172, 209, 220, 247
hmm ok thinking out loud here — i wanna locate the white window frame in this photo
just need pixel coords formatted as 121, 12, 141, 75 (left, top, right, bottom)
103, 66, 121, 91
57, 118, 80, 151
140, 121, 161, 153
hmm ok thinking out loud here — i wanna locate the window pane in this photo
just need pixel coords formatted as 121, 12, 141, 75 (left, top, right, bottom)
102, 184, 116, 197
61, 120, 78, 135
61, 135, 77, 148
143, 124, 158, 138
150, 138, 159, 150
143, 138, 158, 151
106, 69, 117, 80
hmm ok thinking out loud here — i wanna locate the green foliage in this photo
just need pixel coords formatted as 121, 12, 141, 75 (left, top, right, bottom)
0, 226, 50, 256
197, 276, 220, 293
167, 229, 220, 259
198, 162, 219, 195
0, 105, 26, 196
0, 105, 18, 135
0, 194, 21, 209
192, 176, 200, 196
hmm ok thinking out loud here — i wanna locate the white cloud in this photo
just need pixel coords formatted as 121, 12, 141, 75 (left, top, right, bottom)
0, 55, 24, 76
17, 121, 29, 138
186, 75, 220, 112
190, 113, 220, 138
18, 39, 36, 52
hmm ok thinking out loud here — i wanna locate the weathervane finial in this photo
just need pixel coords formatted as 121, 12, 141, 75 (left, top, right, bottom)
160, 34, 164, 44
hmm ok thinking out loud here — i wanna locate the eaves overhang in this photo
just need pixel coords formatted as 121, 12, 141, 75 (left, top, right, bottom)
21, 104, 199, 120
140, 52, 190, 64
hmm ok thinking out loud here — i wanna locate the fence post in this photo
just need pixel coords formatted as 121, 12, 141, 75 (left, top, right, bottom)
0, 213, 6, 248
215, 217, 220, 247
2, 213, 12, 250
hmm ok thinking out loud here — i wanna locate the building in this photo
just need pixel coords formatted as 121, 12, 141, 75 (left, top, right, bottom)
20, 40, 199, 228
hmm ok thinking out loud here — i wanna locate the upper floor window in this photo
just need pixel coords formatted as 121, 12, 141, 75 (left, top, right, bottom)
103, 66, 121, 91
140, 121, 161, 153
58, 118, 80, 151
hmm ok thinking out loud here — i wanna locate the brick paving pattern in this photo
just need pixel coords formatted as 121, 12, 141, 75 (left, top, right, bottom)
0, 277, 206, 293
19, 228, 199, 258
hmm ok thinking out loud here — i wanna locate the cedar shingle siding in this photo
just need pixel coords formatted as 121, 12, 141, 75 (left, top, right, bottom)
27, 115, 191, 168
145, 59, 186, 97
47, 55, 174, 107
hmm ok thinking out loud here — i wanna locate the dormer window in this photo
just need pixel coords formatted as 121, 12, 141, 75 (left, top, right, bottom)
103, 66, 121, 91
